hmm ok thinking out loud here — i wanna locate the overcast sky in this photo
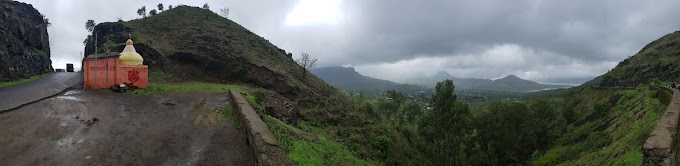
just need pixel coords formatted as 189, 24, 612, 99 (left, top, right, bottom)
16, 0, 680, 84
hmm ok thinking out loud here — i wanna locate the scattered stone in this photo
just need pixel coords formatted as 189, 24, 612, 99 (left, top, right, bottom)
78, 117, 100, 126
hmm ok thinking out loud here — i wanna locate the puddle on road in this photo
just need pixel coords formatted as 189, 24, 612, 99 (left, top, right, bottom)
56, 96, 83, 101
190, 98, 225, 127
63, 90, 81, 95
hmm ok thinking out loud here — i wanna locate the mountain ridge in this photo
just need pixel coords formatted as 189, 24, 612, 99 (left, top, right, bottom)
310, 66, 427, 93
416, 71, 571, 91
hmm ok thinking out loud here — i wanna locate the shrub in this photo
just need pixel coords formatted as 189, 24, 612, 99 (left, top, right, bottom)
562, 107, 576, 123
585, 131, 611, 149
593, 99, 611, 118
372, 135, 391, 154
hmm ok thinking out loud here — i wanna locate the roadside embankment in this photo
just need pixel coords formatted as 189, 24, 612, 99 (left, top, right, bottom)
643, 88, 680, 165
228, 89, 289, 166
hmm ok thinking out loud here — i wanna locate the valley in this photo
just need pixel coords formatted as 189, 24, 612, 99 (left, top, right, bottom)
1, 0, 680, 165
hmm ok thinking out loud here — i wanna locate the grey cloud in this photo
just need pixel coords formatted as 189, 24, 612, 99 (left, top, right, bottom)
16, 0, 680, 83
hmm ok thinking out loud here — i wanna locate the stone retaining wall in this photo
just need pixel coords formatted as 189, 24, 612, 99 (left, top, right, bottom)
228, 89, 289, 166
643, 88, 680, 165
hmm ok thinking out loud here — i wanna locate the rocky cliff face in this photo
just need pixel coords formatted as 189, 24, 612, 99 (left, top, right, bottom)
0, 0, 52, 82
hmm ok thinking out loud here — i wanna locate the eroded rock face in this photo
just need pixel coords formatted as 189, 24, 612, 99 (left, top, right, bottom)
263, 91, 299, 125
0, 1, 52, 81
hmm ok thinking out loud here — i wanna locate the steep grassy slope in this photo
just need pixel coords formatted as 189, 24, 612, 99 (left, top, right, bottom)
598, 31, 680, 87
0, 0, 52, 81
534, 30, 680, 165
85, 6, 427, 165
534, 85, 668, 165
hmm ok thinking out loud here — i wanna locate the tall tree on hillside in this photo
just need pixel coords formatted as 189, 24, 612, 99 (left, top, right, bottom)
295, 52, 317, 79
220, 7, 230, 18
149, 9, 158, 16
137, 6, 146, 18
419, 79, 471, 165
85, 19, 95, 33
168, 5, 173, 10
157, 3, 164, 11
203, 3, 210, 10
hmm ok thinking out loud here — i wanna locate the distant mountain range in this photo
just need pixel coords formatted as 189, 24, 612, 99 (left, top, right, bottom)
311, 67, 572, 93
309, 67, 428, 94
414, 71, 572, 91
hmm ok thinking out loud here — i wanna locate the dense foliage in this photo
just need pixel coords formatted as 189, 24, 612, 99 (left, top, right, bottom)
343, 79, 668, 165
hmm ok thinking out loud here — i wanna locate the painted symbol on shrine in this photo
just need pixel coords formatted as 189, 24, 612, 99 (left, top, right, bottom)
128, 69, 140, 82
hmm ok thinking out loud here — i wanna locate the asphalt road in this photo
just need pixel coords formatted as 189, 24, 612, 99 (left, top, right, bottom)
0, 90, 254, 165
0, 72, 81, 111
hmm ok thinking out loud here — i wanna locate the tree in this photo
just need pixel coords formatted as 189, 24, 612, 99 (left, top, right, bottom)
220, 7, 230, 18
157, 3, 164, 11
83, 34, 91, 46
149, 9, 158, 16
42, 14, 50, 27
137, 6, 146, 18
295, 52, 317, 79
418, 79, 471, 165
378, 90, 407, 124
203, 3, 210, 10
85, 19, 96, 33
168, 5, 173, 10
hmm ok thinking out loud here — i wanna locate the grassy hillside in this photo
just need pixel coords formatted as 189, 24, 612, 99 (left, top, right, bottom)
85, 5, 427, 165
534, 84, 668, 165
534, 30, 680, 165
598, 31, 680, 87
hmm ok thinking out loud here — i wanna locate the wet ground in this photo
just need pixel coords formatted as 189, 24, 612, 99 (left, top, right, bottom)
0, 72, 81, 111
0, 90, 254, 165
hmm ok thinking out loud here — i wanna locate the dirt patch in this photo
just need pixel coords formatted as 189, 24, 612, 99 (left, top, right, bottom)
595, 118, 614, 132
162, 100, 176, 106
574, 111, 599, 127
262, 91, 299, 125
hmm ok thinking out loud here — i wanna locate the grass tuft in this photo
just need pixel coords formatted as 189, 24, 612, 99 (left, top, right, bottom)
127, 82, 243, 95
0, 73, 52, 88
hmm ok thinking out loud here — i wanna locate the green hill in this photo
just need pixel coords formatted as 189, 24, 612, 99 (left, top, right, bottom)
597, 30, 680, 87
85, 5, 427, 165
532, 30, 680, 165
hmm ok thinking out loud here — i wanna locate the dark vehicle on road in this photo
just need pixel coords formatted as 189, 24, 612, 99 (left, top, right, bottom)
66, 63, 74, 72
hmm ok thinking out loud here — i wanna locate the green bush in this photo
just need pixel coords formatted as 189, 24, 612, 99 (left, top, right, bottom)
253, 90, 266, 104
593, 99, 611, 118
372, 135, 391, 154
562, 107, 576, 123
585, 131, 611, 149
220, 107, 234, 116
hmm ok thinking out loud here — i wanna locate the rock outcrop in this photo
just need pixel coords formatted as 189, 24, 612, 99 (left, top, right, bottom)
0, 0, 52, 82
